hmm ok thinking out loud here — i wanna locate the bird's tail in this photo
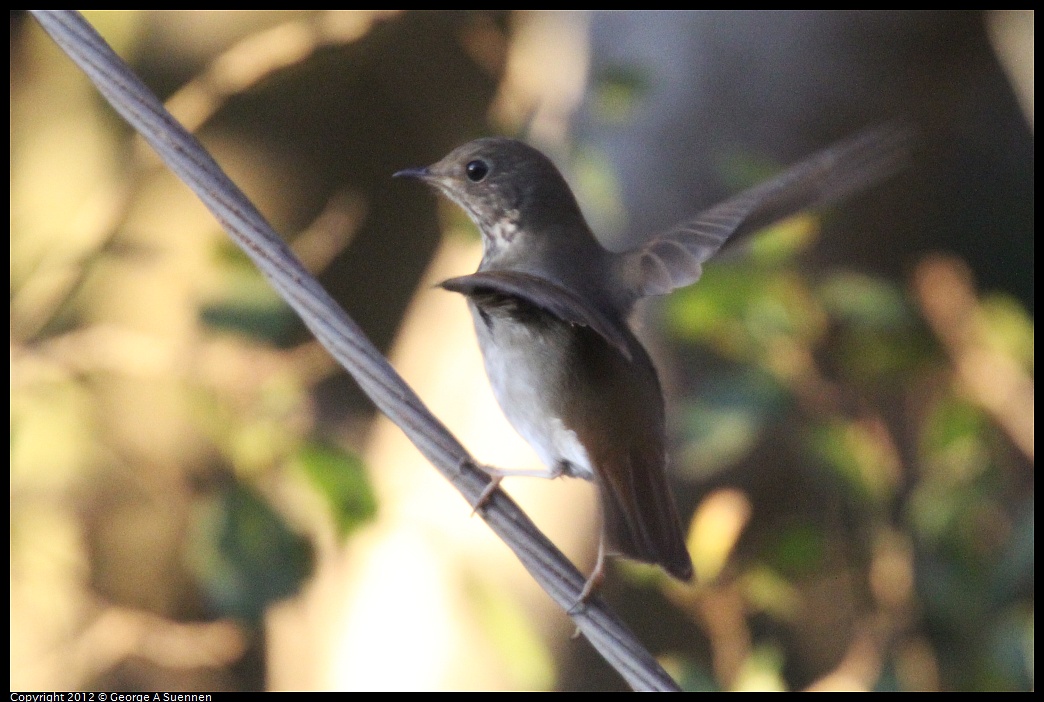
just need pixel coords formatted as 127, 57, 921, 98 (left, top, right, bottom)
597, 454, 693, 581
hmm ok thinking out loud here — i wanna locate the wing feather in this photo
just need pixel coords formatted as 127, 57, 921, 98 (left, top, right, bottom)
621, 124, 912, 299
440, 270, 634, 361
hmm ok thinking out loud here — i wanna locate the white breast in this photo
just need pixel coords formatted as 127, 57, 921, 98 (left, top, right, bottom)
469, 304, 595, 481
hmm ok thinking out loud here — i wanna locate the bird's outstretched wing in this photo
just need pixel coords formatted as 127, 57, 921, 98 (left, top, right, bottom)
618, 124, 912, 300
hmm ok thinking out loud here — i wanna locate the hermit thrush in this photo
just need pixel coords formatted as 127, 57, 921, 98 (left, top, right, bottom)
395, 126, 906, 598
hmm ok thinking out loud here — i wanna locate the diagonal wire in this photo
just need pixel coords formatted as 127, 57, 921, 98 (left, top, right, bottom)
28, 10, 681, 692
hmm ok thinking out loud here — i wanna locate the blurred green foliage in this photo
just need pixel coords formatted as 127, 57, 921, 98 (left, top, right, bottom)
187, 480, 315, 624
660, 209, 1033, 691
295, 442, 377, 540
199, 242, 300, 345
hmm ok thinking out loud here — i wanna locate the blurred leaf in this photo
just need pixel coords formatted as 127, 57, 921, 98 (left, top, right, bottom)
200, 241, 297, 343
665, 266, 825, 360
591, 62, 651, 123
830, 324, 934, 386
616, 556, 670, 589
818, 271, 913, 329
908, 483, 969, 550
665, 266, 765, 349
817, 272, 936, 384
920, 396, 991, 487
741, 567, 800, 620
676, 368, 788, 478
762, 522, 827, 579
199, 296, 296, 344
688, 489, 753, 584
187, 479, 313, 623
977, 294, 1034, 371
732, 644, 787, 692
923, 396, 987, 452
807, 419, 899, 503
295, 441, 377, 540
228, 418, 298, 475
748, 213, 819, 265
674, 659, 721, 692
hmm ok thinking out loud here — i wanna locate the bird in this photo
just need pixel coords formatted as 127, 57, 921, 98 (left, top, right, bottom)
394, 126, 908, 600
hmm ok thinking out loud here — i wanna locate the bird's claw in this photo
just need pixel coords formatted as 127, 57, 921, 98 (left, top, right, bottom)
471, 474, 503, 516
566, 558, 606, 616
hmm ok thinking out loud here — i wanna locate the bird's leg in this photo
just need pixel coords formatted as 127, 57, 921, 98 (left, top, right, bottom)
482, 463, 567, 480
467, 461, 565, 514
569, 535, 607, 616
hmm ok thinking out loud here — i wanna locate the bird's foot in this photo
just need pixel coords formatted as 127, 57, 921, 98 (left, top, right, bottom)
466, 460, 569, 515
471, 474, 504, 516
567, 543, 607, 617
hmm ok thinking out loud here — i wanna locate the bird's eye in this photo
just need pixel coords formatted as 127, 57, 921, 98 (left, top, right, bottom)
465, 159, 489, 182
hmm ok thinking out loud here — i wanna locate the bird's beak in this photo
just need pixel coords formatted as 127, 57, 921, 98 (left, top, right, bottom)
393, 166, 432, 180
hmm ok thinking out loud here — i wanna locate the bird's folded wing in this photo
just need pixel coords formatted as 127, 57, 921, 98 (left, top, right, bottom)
440, 270, 633, 361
